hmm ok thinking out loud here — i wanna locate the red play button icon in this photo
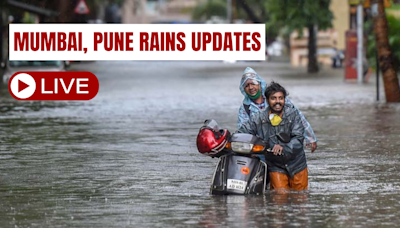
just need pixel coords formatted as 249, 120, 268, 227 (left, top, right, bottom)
9, 73, 36, 99
18, 79, 30, 92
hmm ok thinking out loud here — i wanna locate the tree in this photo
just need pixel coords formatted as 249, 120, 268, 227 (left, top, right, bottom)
192, 0, 227, 21
264, 0, 333, 73
192, 0, 265, 22
236, 0, 262, 23
371, 0, 400, 102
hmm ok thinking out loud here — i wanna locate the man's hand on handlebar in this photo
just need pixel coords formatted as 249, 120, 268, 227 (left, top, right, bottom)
272, 144, 283, 156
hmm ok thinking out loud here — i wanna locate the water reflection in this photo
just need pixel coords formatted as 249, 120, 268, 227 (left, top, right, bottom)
198, 192, 310, 228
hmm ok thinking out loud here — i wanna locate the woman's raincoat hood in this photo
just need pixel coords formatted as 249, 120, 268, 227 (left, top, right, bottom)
240, 67, 267, 105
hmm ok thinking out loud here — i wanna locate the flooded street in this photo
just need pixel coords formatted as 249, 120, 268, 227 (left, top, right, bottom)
1, 61, 400, 227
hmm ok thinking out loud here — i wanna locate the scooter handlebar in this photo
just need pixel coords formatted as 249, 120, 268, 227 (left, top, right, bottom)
252, 148, 284, 156
252, 148, 271, 154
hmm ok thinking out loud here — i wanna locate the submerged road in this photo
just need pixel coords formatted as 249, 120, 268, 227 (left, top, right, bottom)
0, 61, 399, 227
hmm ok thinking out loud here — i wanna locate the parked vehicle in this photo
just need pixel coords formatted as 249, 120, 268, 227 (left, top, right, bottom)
2, 60, 65, 82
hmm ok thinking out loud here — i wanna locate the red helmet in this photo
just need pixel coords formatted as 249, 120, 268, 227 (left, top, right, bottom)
196, 119, 230, 157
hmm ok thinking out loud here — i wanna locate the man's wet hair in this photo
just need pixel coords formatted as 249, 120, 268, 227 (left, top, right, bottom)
265, 81, 289, 99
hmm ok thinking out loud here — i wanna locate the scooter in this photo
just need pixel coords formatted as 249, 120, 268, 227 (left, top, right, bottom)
210, 132, 269, 195
196, 119, 290, 195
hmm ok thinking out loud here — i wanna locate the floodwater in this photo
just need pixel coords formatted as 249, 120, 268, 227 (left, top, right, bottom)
0, 61, 399, 227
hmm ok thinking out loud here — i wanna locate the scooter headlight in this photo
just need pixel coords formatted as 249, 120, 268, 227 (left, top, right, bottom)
231, 142, 253, 153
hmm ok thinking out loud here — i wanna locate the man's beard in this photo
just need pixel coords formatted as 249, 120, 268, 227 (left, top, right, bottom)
270, 102, 284, 114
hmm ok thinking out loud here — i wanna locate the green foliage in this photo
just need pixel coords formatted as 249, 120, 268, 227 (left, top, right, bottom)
192, 0, 227, 21
190, 0, 334, 46
191, 0, 262, 22
386, 15, 400, 69
387, 3, 400, 10
366, 14, 400, 70
264, 0, 333, 33
22, 12, 36, 23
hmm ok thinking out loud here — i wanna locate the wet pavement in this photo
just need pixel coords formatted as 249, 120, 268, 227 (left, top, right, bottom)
0, 61, 400, 227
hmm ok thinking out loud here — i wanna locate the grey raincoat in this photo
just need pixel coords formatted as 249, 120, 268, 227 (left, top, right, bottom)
237, 103, 307, 178
238, 67, 317, 144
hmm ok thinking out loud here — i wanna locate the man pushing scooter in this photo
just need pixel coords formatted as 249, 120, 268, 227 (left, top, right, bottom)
238, 82, 308, 192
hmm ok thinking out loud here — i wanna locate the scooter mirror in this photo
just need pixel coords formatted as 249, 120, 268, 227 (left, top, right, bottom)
276, 132, 290, 143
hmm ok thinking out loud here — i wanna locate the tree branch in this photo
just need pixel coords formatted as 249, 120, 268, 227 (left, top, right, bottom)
237, 0, 262, 23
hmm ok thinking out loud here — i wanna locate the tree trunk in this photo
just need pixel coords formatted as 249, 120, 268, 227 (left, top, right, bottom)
0, 9, 3, 66
372, 0, 400, 102
58, 0, 75, 23
307, 24, 319, 73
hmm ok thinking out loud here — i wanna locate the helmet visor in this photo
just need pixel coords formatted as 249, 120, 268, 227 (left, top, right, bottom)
201, 119, 220, 133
